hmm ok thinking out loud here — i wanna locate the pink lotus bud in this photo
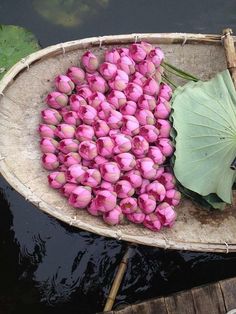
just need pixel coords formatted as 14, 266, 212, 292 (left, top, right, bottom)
156, 119, 171, 138
107, 90, 126, 109
143, 78, 159, 96
109, 129, 120, 137
75, 124, 95, 141
99, 62, 117, 80
125, 83, 143, 102
121, 115, 140, 136
140, 41, 153, 54
38, 124, 56, 138
129, 43, 147, 62
154, 97, 171, 119
117, 55, 135, 75
115, 153, 136, 171
81, 168, 101, 187
156, 202, 176, 227
88, 199, 101, 216
60, 105, 70, 114
155, 166, 165, 179
81, 51, 99, 73
94, 120, 110, 137
138, 194, 156, 214
88, 74, 108, 94
135, 109, 155, 125
164, 189, 181, 206
79, 140, 98, 160
143, 213, 162, 231
108, 70, 129, 91
97, 101, 115, 120
153, 67, 163, 84
55, 75, 75, 95
157, 138, 174, 157
120, 197, 138, 214
112, 134, 132, 154
48, 171, 66, 189
78, 104, 97, 125
139, 125, 159, 143
159, 83, 172, 101
120, 101, 137, 116
146, 181, 166, 202
94, 156, 108, 167
138, 60, 156, 77
85, 71, 100, 81
103, 206, 123, 225
104, 48, 120, 64
99, 180, 115, 192
68, 186, 92, 208
41, 108, 62, 125
136, 179, 150, 195
94, 190, 117, 212
117, 47, 129, 56
147, 48, 164, 67
148, 146, 166, 164
58, 139, 79, 154
62, 111, 80, 126
97, 137, 115, 158
100, 162, 121, 183
88, 91, 106, 109
58, 152, 66, 163
123, 170, 142, 188
55, 124, 75, 139
106, 109, 123, 129
76, 84, 93, 100
61, 182, 77, 198
115, 180, 135, 198
66, 164, 86, 183
40, 137, 58, 153
131, 135, 149, 157
64, 152, 81, 167
136, 157, 157, 180
46, 91, 68, 109
159, 172, 176, 190
130, 71, 146, 86
42, 153, 59, 170
67, 66, 85, 84
138, 94, 156, 111
82, 159, 95, 168
69, 94, 87, 111
126, 208, 145, 224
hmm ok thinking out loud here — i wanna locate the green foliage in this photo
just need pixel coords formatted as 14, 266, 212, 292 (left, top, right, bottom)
172, 70, 236, 205
0, 25, 40, 80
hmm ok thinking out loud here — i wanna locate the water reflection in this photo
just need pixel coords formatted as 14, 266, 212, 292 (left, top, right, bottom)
33, 0, 110, 27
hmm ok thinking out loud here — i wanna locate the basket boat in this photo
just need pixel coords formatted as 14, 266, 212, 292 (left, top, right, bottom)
0, 33, 236, 253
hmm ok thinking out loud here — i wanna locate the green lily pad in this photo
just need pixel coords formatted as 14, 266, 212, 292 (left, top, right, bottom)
172, 70, 236, 204
0, 25, 40, 80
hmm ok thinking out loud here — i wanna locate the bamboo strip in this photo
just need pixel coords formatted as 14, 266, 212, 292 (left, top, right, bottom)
222, 28, 236, 88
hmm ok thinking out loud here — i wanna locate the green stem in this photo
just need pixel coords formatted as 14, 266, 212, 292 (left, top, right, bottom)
162, 75, 177, 88
162, 63, 196, 81
163, 61, 199, 81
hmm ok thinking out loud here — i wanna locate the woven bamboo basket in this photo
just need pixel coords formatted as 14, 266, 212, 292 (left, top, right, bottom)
0, 33, 236, 253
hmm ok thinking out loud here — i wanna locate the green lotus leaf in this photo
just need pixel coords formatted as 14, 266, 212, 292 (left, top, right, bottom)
0, 25, 40, 80
172, 70, 236, 204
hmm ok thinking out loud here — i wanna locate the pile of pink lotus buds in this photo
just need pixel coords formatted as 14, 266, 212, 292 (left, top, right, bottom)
39, 41, 181, 232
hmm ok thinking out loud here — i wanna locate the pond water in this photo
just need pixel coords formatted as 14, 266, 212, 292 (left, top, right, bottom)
1, 1, 236, 313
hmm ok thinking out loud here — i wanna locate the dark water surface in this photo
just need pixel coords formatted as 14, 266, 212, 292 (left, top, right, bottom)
1, 1, 236, 313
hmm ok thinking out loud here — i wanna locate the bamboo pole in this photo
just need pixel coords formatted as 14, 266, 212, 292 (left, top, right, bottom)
103, 246, 132, 312
222, 28, 236, 89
